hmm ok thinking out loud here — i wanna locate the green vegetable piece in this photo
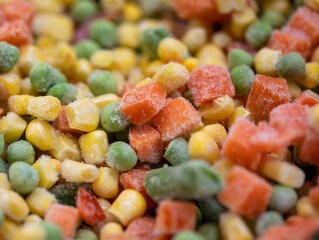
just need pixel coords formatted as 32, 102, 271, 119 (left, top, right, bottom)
74, 39, 100, 59
245, 21, 273, 49
255, 211, 284, 237
89, 20, 117, 48
9, 161, 39, 195
228, 48, 254, 70
106, 141, 137, 171
88, 70, 117, 96
230, 64, 255, 96
30, 61, 56, 93
6, 140, 35, 165
164, 137, 190, 166
198, 223, 220, 240
70, 0, 98, 23
0, 209, 3, 227
0, 158, 8, 173
140, 25, 171, 59
75, 229, 98, 240
47, 83, 78, 105
260, 11, 286, 29
269, 185, 298, 214
144, 161, 223, 202
0, 41, 19, 73
0, 133, 4, 155
52, 68, 67, 85
173, 231, 205, 240
39, 222, 63, 240
276, 52, 306, 81
100, 102, 130, 132
197, 197, 225, 222
196, 206, 202, 226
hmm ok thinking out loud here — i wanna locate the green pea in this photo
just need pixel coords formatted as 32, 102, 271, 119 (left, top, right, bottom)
269, 185, 297, 214
0, 158, 8, 173
9, 161, 39, 195
106, 141, 137, 171
0, 41, 20, 73
6, 140, 35, 165
0, 133, 4, 155
52, 68, 67, 85
230, 64, 255, 96
276, 52, 306, 81
88, 70, 117, 96
245, 21, 273, 49
39, 222, 63, 240
144, 161, 223, 202
71, 0, 98, 23
260, 11, 286, 29
100, 102, 130, 132
89, 20, 117, 48
74, 40, 100, 59
47, 83, 78, 105
164, 137, 190, 166
30, 61, 56, 93
197, 197, 225, 222
255, 211, 284, 237
198, 223, 220, 240
0, 209, 3, 228
228, 48, 253, 70
75, 229, 98, 240
173, 231, 205, 240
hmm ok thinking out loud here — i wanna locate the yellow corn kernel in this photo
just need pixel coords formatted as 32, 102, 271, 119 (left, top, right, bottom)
212, 31, 233, 50
227, 106, 251, 128
220, 212, 254, 240
182, 27, 207, 53
188, 131, 219, 164
287, 81, 302, 100
27, 96, 61, 121
0, 73, 21, 101
32, 13, 74, 42
199, 96, 235, 121
157, 38, 188, 63
74, 82, 94, 100
60, 159, 99, 183
255, 48, 282, 77
296, 196, 319, 217
204, 58, 227, 67
135, 78, 154, 88
144, 60, 165, 78
297, 62, 319, 89
32, 155, 59, 189
8, 95, 33, 115
0, 188, 29, 222
260, 157, 305, 188
79, 130, 109, 164
112, 70, 125, 94
96, 198, 117, 222
111, 48, 138, 76
24, 214, 43, 225
92, 167, 119, 199
71, 59, 93, 83
51, 158, 61, 172
263, 0, 291, 15
20, 78, 37, 96
26, 119, 56, 151
192, 121, 204, 133
196, 44, 226, 65
18, 45, 45, 76
117, 23, 141, 49
309, 104, 319, 128
11, 223, 46, 240
212, 158, 235, 180
48, 131, 81, 162
0, 173, 11, 190
109, 189, 147, 226
183, 57, 201, 72
54, 42, 77, 77
216, 0, 246, 13
65, 98, 99, 132
26, 188, 56, 217
123, 2, 142, 22
90, 50, 114, 69
201, 123, 227, 147
0, 112, 26, 143
128, 67, 145, 87
0, 218, 18, 240
30, 0, 64, 13
100, 222, 123, 239
101, 0, 124, 13
230, 8, 257, 39
153, 62, 189, 94
93, 93, 120, 112
138, 19, 169, 33
36, 35, 57, 48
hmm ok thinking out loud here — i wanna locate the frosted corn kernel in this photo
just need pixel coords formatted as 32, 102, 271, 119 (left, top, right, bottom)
32, 155, 59, 189
213, 31, 233, 49
79, 130, 109, 164
0, 218, 18, 240
112, 70, 125, 94
0, 173, 11, 190
92, 93, 120, 112
27, 96, 61, 121
158, 38, 188, 62
100, 222, 123, 239
128, 67, 145, 87
0, 112, 27, 143
109, 189, 147, 226
101, 0, 125, 12
227, 106, 251, 128
117, 22, 141, 48
201, 123, 227, 147
192, 121, 204, 133
111, 48, 138, 76
30, 0, 64, 13
204, 58, 227, 67
308, 104, 319, 128
54, 42, 77, 76
216, 0, 246, 13
297, 62, 319, 89
263, 0, 291, 15
24, 214, 43, 225
182, 58, 201, 72
199, 96, 235, 121
18, 45, 45, 76
97, 198, 117, 223
212, 158, 235, 180
51, 158, 61, 172
144, 59, 165, 78
21, 78, 38, 96
65, 98, 99, 132
26, 188, 56, 217
230, 7, 257, 39
71, 59, 93, 83
296, 196, 319, 217
182, 27, 207, 53
135, 78, 154, 88
287, 81, 302, 100
255, 48, 282, 77
11, 223, 46, 240
123, 2, 142, 22
41, 46, 56, 66
188, 131, 219, 164
90, 50, 114, 69
8, 95, 33, 115
92, 167, 119, 198
0, 73, 21, 101
196, 44, 227, 65
74, 82, 94, 99
36, 35, 57, 48
60, 159, 99, 183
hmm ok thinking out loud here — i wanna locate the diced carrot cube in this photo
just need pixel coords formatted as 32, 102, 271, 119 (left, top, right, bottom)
188, 64, 235, 107
120, 83, 166, 125
218, 166, 272, 220
293, 90, 319, 107
153, 97, 201, 142
0, 0, 35, 26
0, 20, 32, 47
45, 203, 80, 239
246, 74, 290, 119
129, 125, 163, 164
300, 122, 319, 166
154, 200, 197, 235
125, 217, 155, 240
52, 106, 84, 134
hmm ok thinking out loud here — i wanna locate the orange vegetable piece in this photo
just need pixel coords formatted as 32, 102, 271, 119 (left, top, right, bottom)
52, 106, 84, 134
300, 122, 319, 166
154, 200, 197, 235
129, 124, 163, 164
246, 74, 290, 119
0, 20, 32, 47
218, 166, 272, 220
153, 97, 201, 142
0, 108, 3, 115
309, 184, 319, 204
0, 0, 35, 26
125, 217, 155, 240
293, 90, 319, 107
120, 82, 166, 125
44, 204, 80, 239
188, 64, 235, 107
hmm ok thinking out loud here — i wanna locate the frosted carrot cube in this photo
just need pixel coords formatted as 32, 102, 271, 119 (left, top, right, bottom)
125, 217, 156, 240
153, 97, 201, 142
1, 0, 35, 25
218, 166, 272, 219
188, 64, 235, 107
0, 20, 32, 47
246, 74, 290, 119
120, 82, 166, 125
300, 123, 319, 166
293, 90, 319, 107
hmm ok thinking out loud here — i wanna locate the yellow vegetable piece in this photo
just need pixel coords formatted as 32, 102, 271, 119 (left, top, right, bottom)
11, 223, 46, 240
54, 42, 77, 77
199, 96, 235, 121
157, 38, 188, 62
74, 82, 94, 100
255, 48, 282, 77
32, 155, 59, 189
92, 167, 119, 199
92, 93, 120, 112
230, 7, 257, 39
117, 22, 141, 48
123, 2, 142, 22
8, 95, 33, 115
90, 50, 114, 69
96, 198, 117, 222
144, 59, 164, 78
0, 173, 11, 190
212, 158, 235, 180
196, 44, 226, 65
24, 214, 43, 225
0, 112, 27, 143
0, 73, 21, 101
296, 196, 319, 217
135, 78, 154, 89
111, 47, 138, 76
201, 123, 227, 147
18, 45, 45, 76
60, 159, 99, 183
227, 106, 251, 128
101, 0, 125, 13
216, 0, 246, 13
297, 62, 319, 89
27, 96, 61, 121
26, 188, 57, 217
30, 0, 64, 13
263, 0, 291, 15
287, 81, 302, 100
100, 222, 123, 239
71, 59, 93, 83
20, 78, 38, 96
0, 218, 18, 240
308, 104, 319, 129
182, 57, 201, 72
128, 67, 145, 87
182, 27, 207, 53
